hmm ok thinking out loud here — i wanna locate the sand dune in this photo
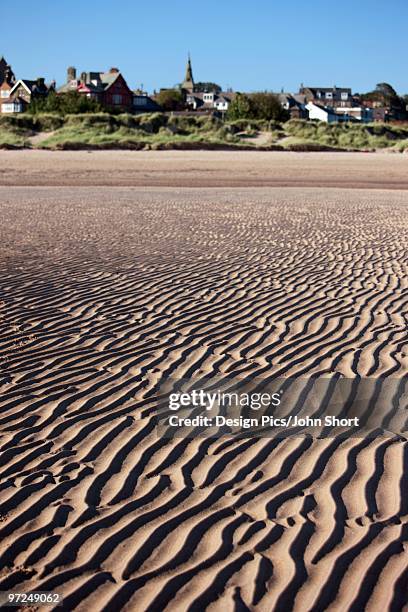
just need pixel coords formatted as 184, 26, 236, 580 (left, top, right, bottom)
0, 174, 407, 610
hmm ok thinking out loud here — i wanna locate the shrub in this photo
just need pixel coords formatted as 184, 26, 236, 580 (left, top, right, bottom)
250, 93, 289, 122
227, 93, 253, 120
155, 89, 184, 111
28, 91, 102, 115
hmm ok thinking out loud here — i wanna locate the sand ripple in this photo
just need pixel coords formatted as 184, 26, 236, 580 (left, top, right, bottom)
0, 186, 407, 611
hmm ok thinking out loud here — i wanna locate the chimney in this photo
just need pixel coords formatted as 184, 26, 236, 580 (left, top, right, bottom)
36, 77, 45, 88
109, 67, 119, 73
67, 66, 76, 83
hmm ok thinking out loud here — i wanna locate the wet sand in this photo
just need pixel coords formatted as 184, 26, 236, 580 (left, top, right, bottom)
0, 152, 407, 611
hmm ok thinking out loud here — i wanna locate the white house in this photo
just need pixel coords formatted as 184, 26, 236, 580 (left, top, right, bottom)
186, 91, 234, 113
306, 102, 340, 123
213, 96, 231, 111
334, 106, 373, 122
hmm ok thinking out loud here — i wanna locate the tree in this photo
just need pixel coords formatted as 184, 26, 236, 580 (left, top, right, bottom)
250, 92, 289, 121
227, 92, 289, 122
226, 93, 253, 120
375, 83, 398, 98
194, 82, 222, 93
360, 83, 406, 118
155, 88, 184, 111
28, 91, 102, 115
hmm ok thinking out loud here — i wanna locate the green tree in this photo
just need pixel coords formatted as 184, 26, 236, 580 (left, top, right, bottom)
155, 89, 184, 111
227, 92, 289, 122
28, 91, 102, 115
250, 92, 289, 121
226, 93, 253, 120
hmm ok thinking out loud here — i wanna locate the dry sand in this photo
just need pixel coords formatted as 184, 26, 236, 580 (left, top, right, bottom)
1, 149, 408, 189
0, 151, 407, 611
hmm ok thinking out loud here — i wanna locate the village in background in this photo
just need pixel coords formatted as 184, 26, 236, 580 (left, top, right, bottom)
1, 54, 408, 124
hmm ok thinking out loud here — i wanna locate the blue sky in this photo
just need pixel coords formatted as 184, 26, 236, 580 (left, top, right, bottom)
2, 0, 408, 94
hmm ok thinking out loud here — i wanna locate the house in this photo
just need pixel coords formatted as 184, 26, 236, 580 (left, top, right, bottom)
180, 55, 234, 113
58, 67, 133, 111
0, 57, 17, 113
186, 94, 204, 110
133, 90, 160, 113
1, 77, 50, 113
185, 91, 234, 113
213, 95, 233, 112
300, 85, 352, 108
1, 95, 26, 114
0, 77, 15, 112
278, 93, 308, 119
335, 106, 373, 122
306, 102, 340, 123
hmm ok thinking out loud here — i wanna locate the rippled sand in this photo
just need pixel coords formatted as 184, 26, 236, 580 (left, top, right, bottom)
0, 152, 407, 611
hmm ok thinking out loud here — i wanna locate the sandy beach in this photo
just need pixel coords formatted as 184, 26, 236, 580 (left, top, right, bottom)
2, 149, 408, 189
0, 151, 407, 611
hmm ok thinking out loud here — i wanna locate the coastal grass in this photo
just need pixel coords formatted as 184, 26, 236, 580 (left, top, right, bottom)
35, 112, 266, 150
2, 112, 408, 151
0, 118, 32, 148
284, 119, 408, 151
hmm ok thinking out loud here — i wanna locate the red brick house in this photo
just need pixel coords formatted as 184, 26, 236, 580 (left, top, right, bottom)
58, 67, 133, 111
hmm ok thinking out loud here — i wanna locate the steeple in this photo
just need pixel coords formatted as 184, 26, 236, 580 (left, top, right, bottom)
0, 56, 15, 85
181, 53, 194, 93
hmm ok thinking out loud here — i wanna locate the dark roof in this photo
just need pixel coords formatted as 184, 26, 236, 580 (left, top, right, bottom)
214, 96, 231, 103
10, 79, 49, 95
133, 95, 160, 111
303, 86, 352, 94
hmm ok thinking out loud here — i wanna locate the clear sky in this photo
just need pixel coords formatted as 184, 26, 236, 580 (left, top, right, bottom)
2, 0, 408, 94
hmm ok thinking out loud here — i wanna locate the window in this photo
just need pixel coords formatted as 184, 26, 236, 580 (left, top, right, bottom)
112, 94, 122, 104
2, 102, 21, 113
0, 90, 9, 98
326, 92, 333, 99
341, 92, 348, 100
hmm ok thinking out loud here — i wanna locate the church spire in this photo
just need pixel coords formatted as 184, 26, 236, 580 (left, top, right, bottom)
181, 53, 194, 93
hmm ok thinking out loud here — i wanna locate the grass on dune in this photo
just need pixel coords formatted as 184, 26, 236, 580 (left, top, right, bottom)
284, 119, 408, 151
2, 112, 408, 151
0, 131, 28, 148
36, 113, 246, 149
0, 115, 35, 148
